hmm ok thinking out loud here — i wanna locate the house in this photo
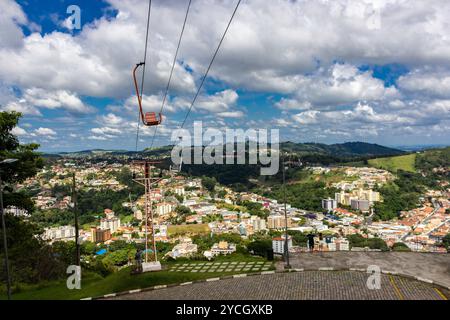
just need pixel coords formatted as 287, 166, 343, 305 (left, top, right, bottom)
166, 238, 198, 259
209, 241, 236, 256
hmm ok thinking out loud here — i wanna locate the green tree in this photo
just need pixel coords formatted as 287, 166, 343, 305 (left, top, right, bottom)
1, 111, 44, 210
443, 234, 450, 250
201, 176, 217, 193
0, 112, 64, 286
247, 240, 272, 257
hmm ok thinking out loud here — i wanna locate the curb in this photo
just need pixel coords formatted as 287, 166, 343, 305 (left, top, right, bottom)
83, 267, 449, 300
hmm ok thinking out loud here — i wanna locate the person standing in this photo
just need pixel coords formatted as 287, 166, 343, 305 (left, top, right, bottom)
135, 249, 143, 273
307, 232, 315, 253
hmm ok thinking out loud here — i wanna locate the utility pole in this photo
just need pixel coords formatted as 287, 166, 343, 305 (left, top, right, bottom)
0, 175, 12, 300
282, 155, 291, 269
0, 158, 18, 300
72, 173, 80, 266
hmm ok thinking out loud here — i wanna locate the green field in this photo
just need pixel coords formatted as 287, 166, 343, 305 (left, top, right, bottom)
167, 224, 210, 236
0, 255, 272, 300
368, 154, 416, 172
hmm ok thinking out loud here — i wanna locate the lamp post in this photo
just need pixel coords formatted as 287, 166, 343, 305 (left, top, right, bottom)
282, 155, 291, 269
0, 158, 18, 300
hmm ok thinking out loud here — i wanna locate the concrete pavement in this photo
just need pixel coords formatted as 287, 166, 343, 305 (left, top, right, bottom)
282, 252, 450, 287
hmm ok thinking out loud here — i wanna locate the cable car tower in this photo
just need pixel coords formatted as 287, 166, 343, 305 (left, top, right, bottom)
132, 161, 163, 271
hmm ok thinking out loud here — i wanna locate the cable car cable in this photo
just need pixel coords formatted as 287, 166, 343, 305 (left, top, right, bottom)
135, 0, 153, 153
149, 0, 192, 150
179, 0, 242, 129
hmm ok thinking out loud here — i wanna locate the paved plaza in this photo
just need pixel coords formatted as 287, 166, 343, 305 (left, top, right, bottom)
284, 252, 450, 288
110, 271, 449, 300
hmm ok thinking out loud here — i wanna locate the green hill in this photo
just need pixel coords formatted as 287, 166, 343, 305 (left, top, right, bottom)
368, 154, 417, 172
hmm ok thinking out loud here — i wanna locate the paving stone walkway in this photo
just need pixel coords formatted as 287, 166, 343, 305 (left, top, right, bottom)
110, 271, 449, 300
169, 261, 272, 273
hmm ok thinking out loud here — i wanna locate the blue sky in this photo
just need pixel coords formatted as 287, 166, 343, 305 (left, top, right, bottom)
1, 0, 450, 152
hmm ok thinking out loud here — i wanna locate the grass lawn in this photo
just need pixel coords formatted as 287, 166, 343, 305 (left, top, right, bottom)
167, 224, 210, 236
1, 255, 271, 300
368, 154, 416, 173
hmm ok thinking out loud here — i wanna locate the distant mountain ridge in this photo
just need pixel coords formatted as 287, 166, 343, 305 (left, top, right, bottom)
281, 141, 404, 157
45, 142, 404, 158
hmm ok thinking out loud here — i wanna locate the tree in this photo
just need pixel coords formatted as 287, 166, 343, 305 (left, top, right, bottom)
1, 111, 44, 210
247, 240, 272, 257
0, 112, 63, 285
201, 176, 217, 193
443, 234, 450, 250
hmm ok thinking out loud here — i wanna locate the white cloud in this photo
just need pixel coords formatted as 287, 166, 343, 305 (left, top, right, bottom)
216, 110, 244, 118
98, 113, 125, 126
0, 0, 27, 48
1, 100, 42, 116
35, 127, 57, 136
88, 135, 108, 141
11, 126, 27, 136
1, 0, 450, 147
91, 127, 122, 135
23, 88, 94, 113
398, 69, 450, 99
279, 64, 398, 109
195, 90, 239, 113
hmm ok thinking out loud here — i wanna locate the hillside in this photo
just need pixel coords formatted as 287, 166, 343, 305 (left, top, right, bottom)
368, 154, 417, 172
415, 147, 450, 172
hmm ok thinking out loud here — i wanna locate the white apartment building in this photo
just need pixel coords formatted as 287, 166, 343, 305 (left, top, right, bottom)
268, 215, 292, 230
322, 198, 337, 211
100, 210, 121, 234
156, 202, 175, 216
272, 235, 293, 255
251, 216, 267, 232
43, 226, 76, 243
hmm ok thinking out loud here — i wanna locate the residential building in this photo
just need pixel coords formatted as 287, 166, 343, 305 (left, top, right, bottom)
209, 241, 236, 256
166, 238, 198, 259
156, 202, 175, 216
322, 198, 337, 211
100, 210, 121, 233
251, 216, 267, 232
91, 227, 111, 243
351, 199, 370, 212
272, 235, 293, 255
43, 226, 75, 243
268, 215, 292, 230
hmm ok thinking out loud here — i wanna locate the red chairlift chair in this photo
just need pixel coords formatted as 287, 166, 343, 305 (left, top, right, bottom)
132, 62, 162, 127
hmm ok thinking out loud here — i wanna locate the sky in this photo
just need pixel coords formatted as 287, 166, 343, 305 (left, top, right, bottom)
1, 0, 450, 152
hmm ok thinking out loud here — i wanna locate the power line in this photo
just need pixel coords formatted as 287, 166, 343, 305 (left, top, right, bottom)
180, 0, 242, 129
149, 0, 192, 149
135, 0, 153, 152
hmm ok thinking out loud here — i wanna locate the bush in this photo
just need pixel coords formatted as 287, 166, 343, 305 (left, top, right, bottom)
247, 240, 272, 258
392, 242, 411, 252
347, 234, 389, 251
443, 234, 450, 250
